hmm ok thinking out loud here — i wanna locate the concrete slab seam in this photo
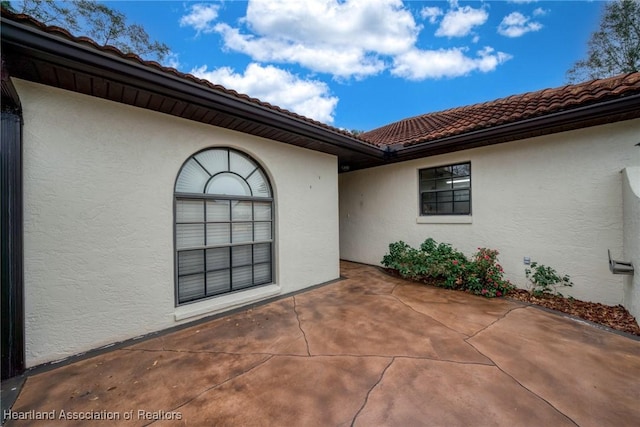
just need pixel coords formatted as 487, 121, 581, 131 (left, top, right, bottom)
293, 296, 312, 356
304, 352, 494, 367
158, 354, 275, 421
464, 341, 580, 426
387, 289, 499, 363
350, 357, 395, 427
466, 305, 528, 340
388, 291, 471, 338
394, 355, 494, 366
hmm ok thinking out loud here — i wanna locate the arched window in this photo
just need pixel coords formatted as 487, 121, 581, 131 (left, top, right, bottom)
174, 148, 273, 305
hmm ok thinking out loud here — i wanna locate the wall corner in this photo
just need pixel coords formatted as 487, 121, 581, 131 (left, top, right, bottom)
621, 167, 640, 321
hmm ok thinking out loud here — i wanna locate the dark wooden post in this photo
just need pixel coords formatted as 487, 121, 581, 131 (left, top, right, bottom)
1, 55, 25, 380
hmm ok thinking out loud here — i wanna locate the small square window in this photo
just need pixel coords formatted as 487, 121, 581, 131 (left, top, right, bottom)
419, 162, 471, 216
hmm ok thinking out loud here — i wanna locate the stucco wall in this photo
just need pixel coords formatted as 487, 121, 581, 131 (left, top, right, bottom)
622, 167, 640, 320
340, 118, 640, 306
16, 79, 340, 367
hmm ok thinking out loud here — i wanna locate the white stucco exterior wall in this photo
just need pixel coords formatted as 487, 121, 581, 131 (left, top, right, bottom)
17, 79, 340, 367
340, 118, 640, 306
622, 167, 640, 320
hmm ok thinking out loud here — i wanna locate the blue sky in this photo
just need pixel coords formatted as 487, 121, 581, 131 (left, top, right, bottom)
102, 0, 603, 131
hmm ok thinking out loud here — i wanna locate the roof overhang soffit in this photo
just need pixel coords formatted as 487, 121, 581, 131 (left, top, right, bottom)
2, 15, 640, 172
0, 17, 383, 162
1, 54, 22, 114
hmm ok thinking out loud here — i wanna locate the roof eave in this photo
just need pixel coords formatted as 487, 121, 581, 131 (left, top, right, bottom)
3, 14, 639, 173
0, 16, 383, 160
387, 93, 640, 162
1, 53, 21, 114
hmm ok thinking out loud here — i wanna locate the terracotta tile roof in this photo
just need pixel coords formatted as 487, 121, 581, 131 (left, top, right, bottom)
0, 8, 375, 146
362, 72, 640, 147
3, 7, 640, 157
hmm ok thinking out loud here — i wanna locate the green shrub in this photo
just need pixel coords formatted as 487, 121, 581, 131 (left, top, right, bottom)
418, 238, 469, 283
382, 240, 411, 277
465, 248, 513, 297
525, 262, 573, 297
381, 239, 513, 298
381, 241, 421, 279
382, 238, 467, 284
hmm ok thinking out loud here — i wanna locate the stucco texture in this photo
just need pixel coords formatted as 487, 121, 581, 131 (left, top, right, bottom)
339, 118, 640, 307
622, 167, 640, 320
17, 79, 339, 367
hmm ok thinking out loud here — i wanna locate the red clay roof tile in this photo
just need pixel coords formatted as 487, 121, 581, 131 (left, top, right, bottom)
3, 8, 640, 152
362, 72, 640, 147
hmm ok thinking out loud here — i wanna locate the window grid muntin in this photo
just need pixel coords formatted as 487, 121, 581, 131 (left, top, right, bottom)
175, 199, 273, 250
419, 162, 471, 216
176, 201, 273, 302
175, 148, 273, 305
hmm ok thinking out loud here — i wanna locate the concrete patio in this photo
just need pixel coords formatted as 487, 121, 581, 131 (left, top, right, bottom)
5, 261, 640, 426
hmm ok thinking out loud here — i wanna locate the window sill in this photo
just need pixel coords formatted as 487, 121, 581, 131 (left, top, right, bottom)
416, 215, 473, 224
174, 284, 281, 321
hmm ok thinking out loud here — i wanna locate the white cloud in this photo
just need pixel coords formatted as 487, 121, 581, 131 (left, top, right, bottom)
242, 0, 417, 54
435, 4, 489, 38
180, 0, 511, 109
163, 52, 181, 70
214, 23, 385, 79
190, 63, 339, 123
213, 0, 419, 79
421, 6, 443, 24
533, 7, 548, 17
498, 12, 543, 37
179, 3, 220, 34
391, 46, 511, 80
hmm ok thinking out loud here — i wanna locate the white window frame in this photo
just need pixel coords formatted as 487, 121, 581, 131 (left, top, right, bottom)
418, 162, 472, 217
174, 148, 274, 306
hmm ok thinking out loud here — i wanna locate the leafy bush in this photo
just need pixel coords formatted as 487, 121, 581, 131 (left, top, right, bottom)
382, 239, 513, 298
381, 241, 420, 279
464, 248, 513, 298
525, 262, 573, 297
382, 238, 467, 284
418, 238, 469, 283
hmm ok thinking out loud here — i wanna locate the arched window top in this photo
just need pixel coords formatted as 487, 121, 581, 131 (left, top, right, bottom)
174, 147, 274, 305
175, 148, 271, 198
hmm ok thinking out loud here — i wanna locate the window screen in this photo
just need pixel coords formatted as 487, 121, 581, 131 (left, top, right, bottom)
175, 148, 273, 305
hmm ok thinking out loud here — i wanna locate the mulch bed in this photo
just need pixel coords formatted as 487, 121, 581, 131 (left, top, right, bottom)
381, 268, 640, 336
507, 288, 640, 336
